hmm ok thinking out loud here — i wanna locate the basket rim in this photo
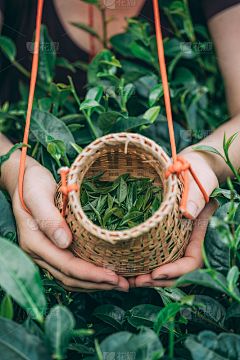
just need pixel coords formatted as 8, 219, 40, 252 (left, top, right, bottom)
67, 133, 178, 245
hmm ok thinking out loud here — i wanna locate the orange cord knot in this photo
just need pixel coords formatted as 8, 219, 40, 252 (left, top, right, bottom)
165, 156, 209, 218
165, 156, 189, 178
58, 167, 79, 218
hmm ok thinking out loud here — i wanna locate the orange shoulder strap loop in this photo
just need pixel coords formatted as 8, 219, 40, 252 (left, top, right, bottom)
18, 0, 44, 215
58, 167, 79, 218
152, 0, 209, 215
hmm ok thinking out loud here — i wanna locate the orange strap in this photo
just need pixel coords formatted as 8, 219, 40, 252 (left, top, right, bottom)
58, 168, 78, 218
18, 0, 208, 219
18, 0, 44, 215
152, 0, 209, 216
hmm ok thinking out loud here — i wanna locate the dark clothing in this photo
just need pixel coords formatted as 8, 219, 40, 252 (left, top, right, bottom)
0, 0, 239, 105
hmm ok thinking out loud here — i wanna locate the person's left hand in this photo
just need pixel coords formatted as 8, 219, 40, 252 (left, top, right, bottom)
128, 198, 218, 289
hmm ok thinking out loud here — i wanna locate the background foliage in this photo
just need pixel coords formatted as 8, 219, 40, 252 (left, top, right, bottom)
1, 1, 240, 359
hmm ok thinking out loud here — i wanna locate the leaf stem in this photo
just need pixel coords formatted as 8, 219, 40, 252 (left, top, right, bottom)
68, 76, 98, 139
169, 317, 175, 357
31, 141, 40, 158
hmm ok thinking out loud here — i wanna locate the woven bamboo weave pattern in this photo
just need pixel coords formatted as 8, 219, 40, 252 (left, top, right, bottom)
55, 133, 192, 276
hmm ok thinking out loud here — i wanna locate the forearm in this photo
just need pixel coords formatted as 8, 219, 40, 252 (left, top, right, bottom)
0, 133, 35, 197
181, 113, 240, 184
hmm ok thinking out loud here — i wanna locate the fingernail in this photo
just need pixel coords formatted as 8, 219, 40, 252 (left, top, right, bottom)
139, 283, 152, 287
186, 201, 198, 218
53, 228, 71, 248
115, 288, 129, 292
153, 275, 168, 280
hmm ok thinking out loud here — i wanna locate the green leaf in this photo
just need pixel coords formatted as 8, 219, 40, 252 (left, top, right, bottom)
126, 304, 162, 328
192, 145, 225, 161
0, 294, 13, 320
120, 211, 143, 226
225, 131, 240, 152
181, 295, 226, 330
98, 111, 125, 134
103, 207, 121, 228
174, 269, 240, 296
80, 99, 105, 112
226, 302, 240, 319
109, 116, 152, 133
71, 22, 100, 39
205, 202, 237, 275
0, 237, 46, 323
185, 331, 240, 360
0, 36, 16, 61
153, 303, 182, 335
68, 343, 95, 355
98, 327, 164, 359
86, 86, 103, 102
227, 266, 239, 292
152, 197, 160, 214
110, 32, 137, 57
45, 305, 75, 360
93, 305, 126, 331
55, 58, 76, 73
70, 142, 83, 154
37, 25, 56, 83
0, 191, 16, 238
123, 83, 135, 104
131, 41, 155, 62
0, 317, 51, 360
143, 106, 160, 122
117, 177, 128, 204
0, 143, 30, 177
149, 85, 164, 107
30, 109, 76, 157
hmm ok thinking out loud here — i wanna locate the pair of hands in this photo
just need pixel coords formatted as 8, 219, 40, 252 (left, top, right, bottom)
13, 147, 219, 292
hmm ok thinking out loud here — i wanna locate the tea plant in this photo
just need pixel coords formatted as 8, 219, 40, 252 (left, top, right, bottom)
1, 1, 240, 359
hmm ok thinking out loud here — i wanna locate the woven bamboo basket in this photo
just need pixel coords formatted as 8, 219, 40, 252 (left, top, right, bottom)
54, 133, 192, 276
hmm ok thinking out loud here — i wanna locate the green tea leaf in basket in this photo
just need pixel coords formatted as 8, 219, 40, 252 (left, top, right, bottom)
117, 177, 128, 205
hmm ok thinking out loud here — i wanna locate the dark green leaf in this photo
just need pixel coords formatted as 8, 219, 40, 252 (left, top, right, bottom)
0, 317, 51, 360
153, 303, 182, 335
185, 331, 240, 360
93, 305, 125, 331
127, 304, 162, 328
71, 22, 100, 39
0, 237, 46, 322
149, 85, 164, 107
0, 36, 16, 61
30, 109, 76, 157
0, 294, 13, 320
45, 305, 75, 360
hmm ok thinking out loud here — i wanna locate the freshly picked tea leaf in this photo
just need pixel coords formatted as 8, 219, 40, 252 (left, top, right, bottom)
80, 171, 162, 231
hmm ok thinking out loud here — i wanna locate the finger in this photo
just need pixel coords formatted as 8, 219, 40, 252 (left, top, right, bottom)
23, 165, 72, 249
128, 277, 136, 287
35, 259, 120, 291
181, 153, 219, 219
151, 199, 218, 280
15, 208, 120, 286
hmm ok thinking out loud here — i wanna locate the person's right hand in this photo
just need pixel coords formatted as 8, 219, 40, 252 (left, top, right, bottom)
12, 159, 129, 293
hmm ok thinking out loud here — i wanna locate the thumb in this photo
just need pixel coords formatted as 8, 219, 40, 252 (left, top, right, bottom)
181, 153, 219, 219
24, 165, 72, 249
